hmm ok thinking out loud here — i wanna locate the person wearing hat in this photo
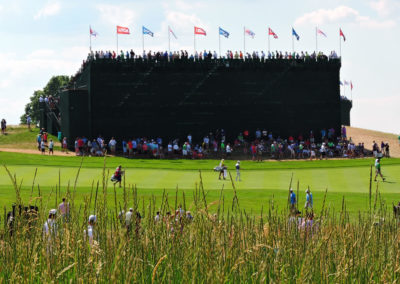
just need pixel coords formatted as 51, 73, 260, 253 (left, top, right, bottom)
374, 158, 385, 182
85, 215, 97, 246
235, 161, 241, 182
125, 208, 133, 233
305, 188, 313, 210
43, 209, 58, 242
111, 165, 124, 188
289, 189, 296, 212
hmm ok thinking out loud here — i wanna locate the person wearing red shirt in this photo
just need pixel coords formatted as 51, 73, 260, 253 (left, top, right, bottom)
111, 166, 124, 188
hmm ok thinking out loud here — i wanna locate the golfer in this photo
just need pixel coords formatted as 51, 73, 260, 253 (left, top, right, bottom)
374, 158, 385, 182
218, 159, 225, 180
235, 161, 241, 181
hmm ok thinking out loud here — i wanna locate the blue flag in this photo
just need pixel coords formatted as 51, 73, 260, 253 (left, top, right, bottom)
340, 81, 343, 86
219, 27, 229, 38
292, 28, 300, 41
143, 26, 154, 37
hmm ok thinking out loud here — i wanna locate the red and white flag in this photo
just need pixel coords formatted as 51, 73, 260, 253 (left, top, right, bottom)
90, 26, 98, 37
169, 26, 177, 39
317, 28, 327, 37
268, 27, 278, 39
350, 81, 353, 90
117, 25, 130, 34
194, 26, 206, 36
340, 28, 346, 41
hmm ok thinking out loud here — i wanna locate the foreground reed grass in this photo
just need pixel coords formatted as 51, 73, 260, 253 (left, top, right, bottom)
0, 164, 399, 282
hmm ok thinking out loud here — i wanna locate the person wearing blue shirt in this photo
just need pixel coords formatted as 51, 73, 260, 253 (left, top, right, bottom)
290, 189, 296, 211
305, 189, 313, 209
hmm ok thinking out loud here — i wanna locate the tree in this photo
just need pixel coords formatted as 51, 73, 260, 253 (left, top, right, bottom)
20, 75, 70, 124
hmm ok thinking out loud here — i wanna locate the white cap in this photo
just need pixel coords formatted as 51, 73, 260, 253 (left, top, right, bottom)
49, 209, 57, 215
306, 189, 310, 193
290, 188, 293, 192
88, 215, 97, 223
129, 208, 133, 212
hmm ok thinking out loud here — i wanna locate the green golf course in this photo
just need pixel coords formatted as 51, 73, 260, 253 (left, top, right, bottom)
1, 151, 399, 215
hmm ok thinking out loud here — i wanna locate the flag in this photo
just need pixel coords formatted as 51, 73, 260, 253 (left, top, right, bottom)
90, 26, 98, 37
340, 81, 343, 86
268, 28, 278, 39
219, 27, 229, 38
143, 26, 154, 37
245, 28, 255, 38
292, 28, 299, 40
117, 26, 130, 34
344, 80, 349, 85
169, 26, 177, 39
340, 28, 346, 41
194, 26, 206, 36
350, 81, 353, 90
317, 28, 327, 37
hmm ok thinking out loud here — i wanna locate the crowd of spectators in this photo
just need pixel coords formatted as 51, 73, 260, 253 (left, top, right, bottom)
68, 49, 339, 88
68, 126, 388, 160
86, 49, 338, 62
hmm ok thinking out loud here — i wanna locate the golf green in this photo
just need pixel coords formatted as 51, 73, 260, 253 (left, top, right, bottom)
0, 152, 399, 215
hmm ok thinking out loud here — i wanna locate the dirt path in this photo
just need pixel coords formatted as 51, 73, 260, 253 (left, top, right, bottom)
346, 126, 400, 158
0, 148, 72, 156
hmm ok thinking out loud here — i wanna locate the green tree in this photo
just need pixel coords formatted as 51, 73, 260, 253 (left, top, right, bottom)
20, 75, 70, 124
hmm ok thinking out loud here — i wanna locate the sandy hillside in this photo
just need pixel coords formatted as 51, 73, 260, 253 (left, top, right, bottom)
346, 126, 400, 158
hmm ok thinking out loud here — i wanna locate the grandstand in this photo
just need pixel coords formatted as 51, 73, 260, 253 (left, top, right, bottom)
41, 57, 351, 146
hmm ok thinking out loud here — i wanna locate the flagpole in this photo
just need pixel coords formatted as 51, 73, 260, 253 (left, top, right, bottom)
219, 28, 221, 59
339, 29, 342, 59
292, 29, 294, 54
89, 26, 92, 52
142, 28, 145, 55
168, 26, 171, 55
351, 85, 352, 101
194, 27, 196, 59
116, 28, 118, 54
315, 26, 318, 55
243, 26, 245, 60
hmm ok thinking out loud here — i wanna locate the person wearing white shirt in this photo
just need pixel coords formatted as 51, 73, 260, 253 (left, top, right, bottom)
109, 137, 117, 154
43, 209, 57, 241
235, 161, 241, 181
85, 215, 97, 246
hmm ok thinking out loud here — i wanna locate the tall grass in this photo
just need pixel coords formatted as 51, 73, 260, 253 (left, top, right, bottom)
0, 164, 399, 282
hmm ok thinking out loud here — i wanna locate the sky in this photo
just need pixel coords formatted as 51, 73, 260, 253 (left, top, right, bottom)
0, 0, 399, 134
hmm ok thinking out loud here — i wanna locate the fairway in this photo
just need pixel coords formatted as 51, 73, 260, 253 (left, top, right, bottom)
1, 152, 399, 215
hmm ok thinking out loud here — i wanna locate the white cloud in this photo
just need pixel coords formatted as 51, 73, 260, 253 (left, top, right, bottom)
295, 5, 396, 28
96, 4, 136, 26
370, 0, 400, 16
34, 2, 61, 20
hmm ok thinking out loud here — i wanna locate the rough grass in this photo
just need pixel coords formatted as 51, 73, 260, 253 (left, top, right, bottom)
0, 167, 399, 282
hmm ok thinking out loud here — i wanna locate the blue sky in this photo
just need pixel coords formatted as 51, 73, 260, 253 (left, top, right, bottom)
0, 0, 399, 134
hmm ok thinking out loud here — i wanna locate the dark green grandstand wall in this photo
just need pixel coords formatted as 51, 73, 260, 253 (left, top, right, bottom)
92, 59, 341, 140
340, 99, 353, 126
62, 58, 341, 142
59, 89, 90, 146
